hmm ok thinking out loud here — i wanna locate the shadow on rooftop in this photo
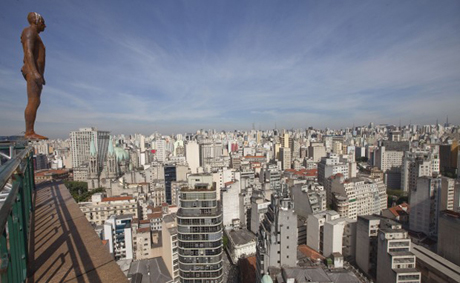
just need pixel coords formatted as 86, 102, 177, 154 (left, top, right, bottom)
27, 181, 127, 283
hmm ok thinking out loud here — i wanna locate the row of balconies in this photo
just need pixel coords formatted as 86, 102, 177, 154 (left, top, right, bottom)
179, 269, 223, 280
177, 218, 222, 226
177, 225, 221, 234
179, 240, 221, 249
179, 255, 221, 264
179, 247, 223, 257
179, 263, 222, 271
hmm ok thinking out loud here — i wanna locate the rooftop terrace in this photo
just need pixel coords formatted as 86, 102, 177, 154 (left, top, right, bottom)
0, 141, 127, 283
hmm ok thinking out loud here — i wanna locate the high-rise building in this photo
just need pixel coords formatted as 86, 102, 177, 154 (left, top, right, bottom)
177, 182, 223, 282
256, 192, 297, 282
70, 127, 110, 170
279, 147, 291, 170
401, 148, 438, 193
185, 141, 200, 173
155, 139, 167, 162
103, 214, 134, 261
162, 214, 180, 282
326, 175, 387, 220
317, 153, 349, 185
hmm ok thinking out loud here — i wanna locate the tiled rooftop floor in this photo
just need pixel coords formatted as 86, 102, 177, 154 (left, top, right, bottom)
27, 181, 128, 283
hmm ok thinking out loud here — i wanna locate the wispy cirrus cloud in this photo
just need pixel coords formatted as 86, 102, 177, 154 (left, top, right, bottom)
0, 0, 459, 138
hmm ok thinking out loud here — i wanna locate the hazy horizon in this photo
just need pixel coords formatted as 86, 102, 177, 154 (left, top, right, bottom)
1, 0, 460, 139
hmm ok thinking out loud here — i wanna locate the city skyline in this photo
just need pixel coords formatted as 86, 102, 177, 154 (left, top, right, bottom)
1, 0, 460, 139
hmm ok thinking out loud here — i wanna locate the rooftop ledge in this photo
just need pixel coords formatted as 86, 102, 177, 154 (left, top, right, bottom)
27, 181, 127, 283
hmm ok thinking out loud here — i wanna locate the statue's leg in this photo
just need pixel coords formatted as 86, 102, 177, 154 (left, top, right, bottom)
24, 76, 42, 136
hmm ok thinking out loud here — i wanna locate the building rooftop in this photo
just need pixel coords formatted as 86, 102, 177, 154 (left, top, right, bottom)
27, 181, 127, 282
297, 245, 325, 261
227, 229, 256, 246
102, 196, 134, 202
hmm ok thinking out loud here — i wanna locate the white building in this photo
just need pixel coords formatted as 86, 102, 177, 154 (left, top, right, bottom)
103, 214, 134, 260
226, 229, 256, 263
326, 175, 387, 220
221, 180, 241, 229
306, 210, 356, 259
185, 141, 200, 174
317, 153, 349, 185
70, 127, 110, 169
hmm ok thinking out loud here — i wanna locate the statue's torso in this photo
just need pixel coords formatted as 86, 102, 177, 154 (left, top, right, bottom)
21, 28, 46, 76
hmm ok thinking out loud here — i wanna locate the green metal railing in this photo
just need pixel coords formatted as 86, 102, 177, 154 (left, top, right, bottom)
0, 141, 34, 283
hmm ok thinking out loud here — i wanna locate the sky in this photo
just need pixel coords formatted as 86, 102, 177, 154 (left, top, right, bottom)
1, 0, 460, 139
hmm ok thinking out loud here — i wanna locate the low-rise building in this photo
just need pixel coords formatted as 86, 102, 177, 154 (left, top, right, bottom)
226, 229, 257, 263
79, 193, 138, 225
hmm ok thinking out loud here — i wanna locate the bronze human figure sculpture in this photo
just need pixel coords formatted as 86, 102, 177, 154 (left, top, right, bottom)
21, 12, 47, 140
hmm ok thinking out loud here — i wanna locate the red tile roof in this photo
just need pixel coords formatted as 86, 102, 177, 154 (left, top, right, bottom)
389, 203, 410, 217
298, 244, 325, 261
147, 212, 162, 219
137, 227, 151, 233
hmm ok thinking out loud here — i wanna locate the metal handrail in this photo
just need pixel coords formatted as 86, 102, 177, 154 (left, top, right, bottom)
0, 147, 32, 234
0, 146, 31, 191
0, 145, 34, 282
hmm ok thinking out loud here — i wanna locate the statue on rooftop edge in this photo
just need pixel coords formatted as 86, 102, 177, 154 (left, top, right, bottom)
21, 12, 48, 140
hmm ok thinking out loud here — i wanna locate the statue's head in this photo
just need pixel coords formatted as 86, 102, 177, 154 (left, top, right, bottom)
27, 12, 46, 32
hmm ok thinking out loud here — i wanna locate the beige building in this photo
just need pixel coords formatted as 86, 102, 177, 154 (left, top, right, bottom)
79, 193, 138, 225
162, 214, 179, 282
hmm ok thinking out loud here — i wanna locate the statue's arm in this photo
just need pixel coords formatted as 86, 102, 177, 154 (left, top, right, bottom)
22, 29, 44, 84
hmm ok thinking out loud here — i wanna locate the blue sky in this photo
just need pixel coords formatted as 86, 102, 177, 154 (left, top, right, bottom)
1, 0, 459, 138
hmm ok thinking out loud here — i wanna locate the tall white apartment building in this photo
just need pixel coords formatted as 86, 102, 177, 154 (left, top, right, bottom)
221, 180, 241, 229
317, 153, 349, 185
103, 214, 134, 260
70, 127, 110, 169
279, 147, 291, 170
155, 139, 167, 162
374, 143, 407, 172
185, 141, 200, 173
327, 175, 387, 220
306, 210, 356, 259
199, 139, 222, 167
401, 148, 438, 193
70, 127, 110, 180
